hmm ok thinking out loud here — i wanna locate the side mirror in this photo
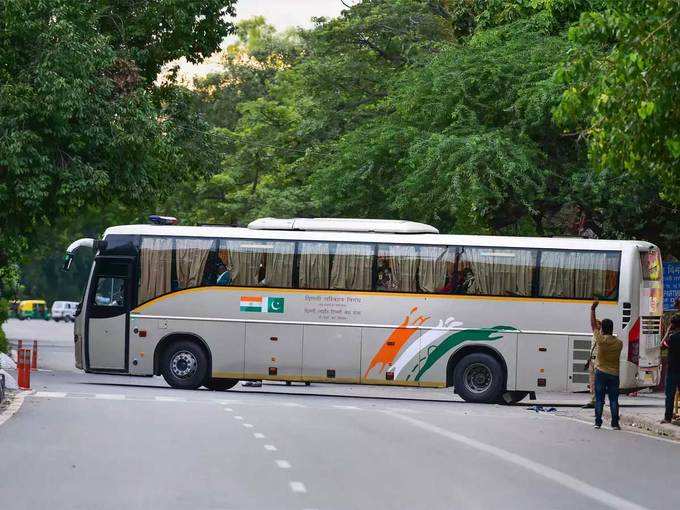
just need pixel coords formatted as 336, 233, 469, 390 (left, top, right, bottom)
63, 253, 74, 271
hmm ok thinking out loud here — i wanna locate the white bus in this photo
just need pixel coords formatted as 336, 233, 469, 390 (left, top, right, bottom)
64, 217, 663, 403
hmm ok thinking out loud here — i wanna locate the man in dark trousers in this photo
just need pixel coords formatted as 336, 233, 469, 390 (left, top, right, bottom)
590, 301, 623, 429
660, 315, 680, 424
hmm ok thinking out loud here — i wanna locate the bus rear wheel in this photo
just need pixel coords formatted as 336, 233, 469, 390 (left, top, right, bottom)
205, 378, 238, 391
453, 353, 504, 404
160, 340, 209, 390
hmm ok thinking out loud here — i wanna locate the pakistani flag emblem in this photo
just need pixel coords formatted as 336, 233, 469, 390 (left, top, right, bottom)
267, 297, 285, 313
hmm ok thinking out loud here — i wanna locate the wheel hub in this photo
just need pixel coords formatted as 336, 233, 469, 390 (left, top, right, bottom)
170, 351, 197, 379
463, 363, 492, 394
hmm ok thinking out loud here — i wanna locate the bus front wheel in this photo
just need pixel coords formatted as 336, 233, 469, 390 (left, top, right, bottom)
160, 340, 209, 390
205, 378, 238, 391
453, 353, 504, 404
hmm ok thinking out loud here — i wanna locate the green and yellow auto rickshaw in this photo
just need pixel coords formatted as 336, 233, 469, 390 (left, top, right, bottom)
16, 300, 50, 320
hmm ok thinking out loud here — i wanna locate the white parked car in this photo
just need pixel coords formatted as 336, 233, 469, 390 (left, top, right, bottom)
51, 301, 78, 322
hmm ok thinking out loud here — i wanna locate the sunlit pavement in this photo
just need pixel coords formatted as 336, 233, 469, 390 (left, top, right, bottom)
2, 320, 679, 510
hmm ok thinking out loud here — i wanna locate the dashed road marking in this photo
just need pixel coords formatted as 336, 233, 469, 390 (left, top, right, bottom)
154, 396, 186, 402
253, 432, 265, 439
223, 407, 233, 412
94, 393, 125, 400
264, 444, 277, 451
333, 405, 360, 410
34, 392, 66, 398
289, 481, 307, 494
243, 423, 254, 428
281, 402, 306, 407
275, 460, 291, 469
234, 415, 243, 420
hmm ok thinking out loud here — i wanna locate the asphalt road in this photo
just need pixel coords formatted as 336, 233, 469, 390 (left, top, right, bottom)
1, 321, 679, 510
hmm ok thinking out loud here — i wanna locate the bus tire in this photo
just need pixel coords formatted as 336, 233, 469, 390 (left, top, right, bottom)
205, 378, 238, 391
453, 352, 504, 404
160, 340, 209, 390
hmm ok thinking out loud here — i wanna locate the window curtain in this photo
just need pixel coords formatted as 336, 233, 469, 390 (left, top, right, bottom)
540, 251, 611, 298
175, 238, 213, 290
462, 248, 533, 296
330, 243, 373, 291
265, 242, 295, 288
380, 245, 418, 292
299, 242, 330, 289
138, 237, 172, 303
418, 246, 449, 292
222, 240, 264, 286
574, 252, 608, 298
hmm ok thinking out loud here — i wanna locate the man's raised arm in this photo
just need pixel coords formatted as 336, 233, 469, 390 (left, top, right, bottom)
590, 301, 599, 332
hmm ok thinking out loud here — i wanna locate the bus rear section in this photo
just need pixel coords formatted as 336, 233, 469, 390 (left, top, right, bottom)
627, 248, 663, 390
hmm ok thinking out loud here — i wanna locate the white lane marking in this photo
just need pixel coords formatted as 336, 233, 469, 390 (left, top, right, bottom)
94, 394, 125, 400
553, 414, 680, 446
264, 444, 277, 451
289, 481, 307, 494
333, 405, 360, 410
0, 390, 30, 427
34, 391, 66, 398
223, 407, 233, 412
385, 411, 649, 510
154, 396, 186, 402
281, 402, 305, 407
253, 432, 265, 439
275, 460, 291, 469
243, 423, 254, 428
234, 415, 243, 420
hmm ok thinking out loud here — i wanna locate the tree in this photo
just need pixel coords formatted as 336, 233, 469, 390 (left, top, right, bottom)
0, 1, 235, 282
554, 0, 680, 200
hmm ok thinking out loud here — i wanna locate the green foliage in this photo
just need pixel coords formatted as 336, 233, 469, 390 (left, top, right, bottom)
555, 0, 680, 200
0, 0, 234, 285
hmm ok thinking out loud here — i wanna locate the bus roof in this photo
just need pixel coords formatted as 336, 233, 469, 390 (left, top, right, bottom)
103, 221, 657, 252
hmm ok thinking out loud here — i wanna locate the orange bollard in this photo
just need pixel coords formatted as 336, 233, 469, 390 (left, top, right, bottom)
17, 348, 31, 390
31, 340, 38, 371
15, 339, 23, 362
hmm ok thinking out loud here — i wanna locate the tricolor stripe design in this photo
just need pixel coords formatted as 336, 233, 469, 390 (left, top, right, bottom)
240, 296, 263, 312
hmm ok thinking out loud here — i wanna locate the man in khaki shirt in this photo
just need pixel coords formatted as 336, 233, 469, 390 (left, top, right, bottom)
590, 301, 623, 429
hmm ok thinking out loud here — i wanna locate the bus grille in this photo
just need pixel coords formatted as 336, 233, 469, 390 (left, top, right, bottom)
641, 316, 661, 336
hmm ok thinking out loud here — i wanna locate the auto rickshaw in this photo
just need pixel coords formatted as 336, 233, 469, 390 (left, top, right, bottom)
16, 300, 50, 320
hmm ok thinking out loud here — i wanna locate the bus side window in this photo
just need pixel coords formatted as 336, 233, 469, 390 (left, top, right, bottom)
330, 243, 374, 291
539, 250, 620, 300
376, 244, 418, 292
218, 239, 295, 289
298, 242, 331, 289
457, 247, 535, 297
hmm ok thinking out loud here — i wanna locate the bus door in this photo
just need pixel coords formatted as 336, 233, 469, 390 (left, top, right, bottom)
86, 257, 135, 372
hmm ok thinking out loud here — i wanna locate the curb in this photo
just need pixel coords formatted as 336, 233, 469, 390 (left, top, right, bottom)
603, 409, 680, 441
0, 389, 30, 428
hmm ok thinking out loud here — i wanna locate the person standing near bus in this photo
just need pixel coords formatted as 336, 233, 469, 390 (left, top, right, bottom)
660, 315, 680, 424
590, 301, 623, 429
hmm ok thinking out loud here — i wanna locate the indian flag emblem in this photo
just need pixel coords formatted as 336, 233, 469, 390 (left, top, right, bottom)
240, 296, 285, 313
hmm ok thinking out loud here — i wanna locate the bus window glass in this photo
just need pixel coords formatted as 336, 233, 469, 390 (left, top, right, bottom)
298, 242, 331, 289
418, 246, 452, 293
539, 250, 620, 300
218, 240, 295, 288
263, 241, 295, 288
330, 243, 373, 291
175, 238, 214, 291
94, 277, 125, 307
139, 237, 172, 303
377, 244, 418, 292
459, 247, 535, 297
